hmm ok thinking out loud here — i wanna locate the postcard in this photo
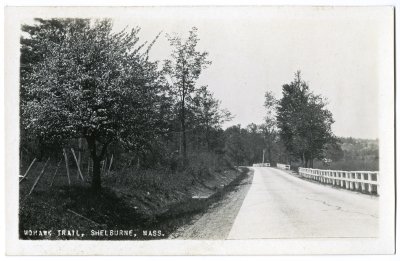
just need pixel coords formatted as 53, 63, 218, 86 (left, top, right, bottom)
4, 5, 395, 255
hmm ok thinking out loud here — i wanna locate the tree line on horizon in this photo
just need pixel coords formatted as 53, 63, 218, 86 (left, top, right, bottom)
20, 18, 377, 193
224, 70, 338, 169
225, 92, 379, 171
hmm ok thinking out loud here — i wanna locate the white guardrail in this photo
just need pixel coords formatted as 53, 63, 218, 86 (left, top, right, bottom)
277, 163, 291, 170
253, 163, 271, 167
299, 168, 379, 195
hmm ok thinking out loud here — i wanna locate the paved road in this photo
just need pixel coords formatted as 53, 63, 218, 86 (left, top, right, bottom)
228, 167, 378, 239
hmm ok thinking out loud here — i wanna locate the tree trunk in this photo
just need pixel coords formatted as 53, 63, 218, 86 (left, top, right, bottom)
86, 135, 105, 193
206, 126, 211, 151
181, 70, 187, 161
181, 101, 187, 160
78, 138, 82, 167
268, 146, 272, 164
181, 116, 187, 159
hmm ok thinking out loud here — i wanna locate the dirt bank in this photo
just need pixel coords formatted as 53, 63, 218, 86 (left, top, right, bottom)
169, 168, 254, 239
19, 164, 250, 240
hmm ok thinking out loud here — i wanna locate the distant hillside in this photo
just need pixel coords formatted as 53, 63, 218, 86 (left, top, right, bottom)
314, 137, 379, 171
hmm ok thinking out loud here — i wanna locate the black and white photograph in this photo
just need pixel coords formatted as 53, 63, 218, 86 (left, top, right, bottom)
4, 4, 395, 255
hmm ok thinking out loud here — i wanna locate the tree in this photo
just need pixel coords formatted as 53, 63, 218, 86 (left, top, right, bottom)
276, 71, 336, 167
163, 27, 211, 161
224, 125, 248, 167
20, 19, 73, 86
21, 19, 166, 192
244, 123, 264, 164
324, 142, 344, 162
191, 86, 232, 151
276, 71, 308, 163
261, 91, 279, 164
299, 94, 337, 167
20, 19, 86, 159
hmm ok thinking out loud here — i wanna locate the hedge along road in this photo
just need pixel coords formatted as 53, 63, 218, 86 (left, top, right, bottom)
228, 167, 378, 239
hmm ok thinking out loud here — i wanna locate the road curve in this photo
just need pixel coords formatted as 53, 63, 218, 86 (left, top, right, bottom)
227, 167, 378, 239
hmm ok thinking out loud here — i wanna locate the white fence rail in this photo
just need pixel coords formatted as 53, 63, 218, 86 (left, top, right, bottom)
277, 163, 291, 170
253, 163, 271, 167
299, 168, 379, 195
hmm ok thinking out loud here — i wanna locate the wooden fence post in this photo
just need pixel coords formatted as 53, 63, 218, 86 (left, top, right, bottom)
50, 158, 63, 187
107, 154, 114, 175
78, 138, 82, 167
102, 157, 107, 175
20, 151, 23, 169
71, 148, 84, 181
63, 149, 71, 186
19, 158, 37, 183
86, 158, 91, 177
29, 158, 50, 195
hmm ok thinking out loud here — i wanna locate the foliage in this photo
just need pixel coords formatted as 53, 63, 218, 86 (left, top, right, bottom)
260, 91, 279, 163
224, 125, 248, 166
163, 27, 212, 160
191, 86, 232, 150
21, 19, 167, 191
20, 20, 236, 192
276, 71, 337, 167
313, 137, 379, 171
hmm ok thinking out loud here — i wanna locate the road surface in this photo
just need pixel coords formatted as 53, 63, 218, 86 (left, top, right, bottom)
228, 167, 378, 239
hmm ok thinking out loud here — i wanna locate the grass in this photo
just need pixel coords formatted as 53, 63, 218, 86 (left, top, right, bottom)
19, 156, 245, 240
288, 159, 379, 173
313, 159, 379, 171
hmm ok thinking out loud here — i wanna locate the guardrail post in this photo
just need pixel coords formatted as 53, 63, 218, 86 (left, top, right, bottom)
335, 173, 339, 186
368, 183, 373, 193
367, 173, 372, 194
298, 167, 378, 196
361, 182, 366, 192
342, 172, 346, 187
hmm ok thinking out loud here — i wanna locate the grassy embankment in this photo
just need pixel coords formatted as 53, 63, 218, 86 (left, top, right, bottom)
19, 154, 249, 240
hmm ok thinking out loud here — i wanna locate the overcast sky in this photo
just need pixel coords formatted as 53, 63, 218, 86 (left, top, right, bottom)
52, 7, 394, 139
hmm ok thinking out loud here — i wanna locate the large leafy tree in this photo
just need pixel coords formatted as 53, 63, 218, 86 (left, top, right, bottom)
163, 27, 211, 161
224, 125, 248, 167
260, 91, 279, 164
20, 19, 83, 157
276, 71, 336, 167
191, 86, 232, 151
20, 19, 72, 86
21, 19, 166, 192
245, 124, 265, 164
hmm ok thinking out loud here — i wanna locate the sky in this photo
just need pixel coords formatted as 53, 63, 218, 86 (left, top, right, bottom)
27, 6, 393, 139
